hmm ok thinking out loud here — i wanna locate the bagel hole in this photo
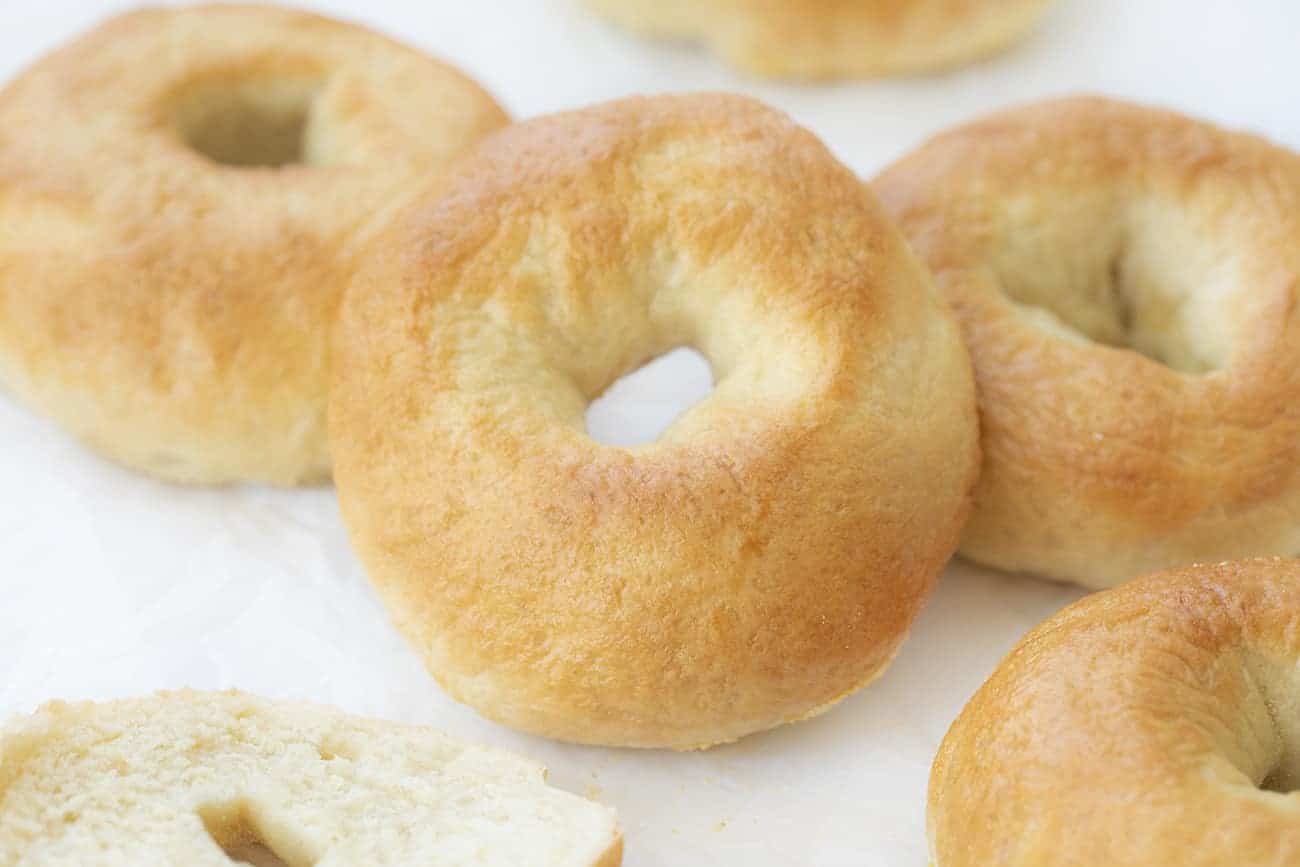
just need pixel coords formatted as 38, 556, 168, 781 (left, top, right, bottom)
1260, 766, 1298, 794
176, 77, 323, 168
199, 801, 310, 867
1238, 657, 1300, 795
585, 346, 714, 446
994, 203, 1233, 374
1254, 711, 1300, 795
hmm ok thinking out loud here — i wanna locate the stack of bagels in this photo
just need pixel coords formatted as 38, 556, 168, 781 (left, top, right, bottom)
2, 4, 1299, 866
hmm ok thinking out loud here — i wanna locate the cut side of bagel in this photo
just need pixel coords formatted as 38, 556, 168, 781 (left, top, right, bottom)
0, 690, 621, 866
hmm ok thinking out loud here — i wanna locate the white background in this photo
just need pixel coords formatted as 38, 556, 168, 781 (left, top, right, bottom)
2, 2, 1298, 865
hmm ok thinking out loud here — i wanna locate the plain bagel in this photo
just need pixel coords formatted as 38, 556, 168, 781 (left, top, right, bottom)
583, 0, 1055, 80
875, 97, 1300, 588
0, 690, 621, 866
0, 5, 507, 484
930, 557, 1300, 867
329, 93, 981, 749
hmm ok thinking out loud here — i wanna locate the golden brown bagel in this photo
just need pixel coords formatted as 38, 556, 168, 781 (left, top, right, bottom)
930, 558, 1300, 867
330, 93, 980, 749
584, 0, 1054, 80
874, 97, 1300, 589
0, 5, 507, 484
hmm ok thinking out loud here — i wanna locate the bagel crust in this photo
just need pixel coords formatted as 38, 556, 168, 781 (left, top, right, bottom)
330, 94, 980, 749
584, 0, 1054, 80
930, 558, 1300, 867
0, 690, 622, 866
0, 5, 507, 484
875, 97, 1300, 588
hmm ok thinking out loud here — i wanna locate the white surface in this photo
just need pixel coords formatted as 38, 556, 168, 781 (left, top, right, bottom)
1, 2, 1297, 865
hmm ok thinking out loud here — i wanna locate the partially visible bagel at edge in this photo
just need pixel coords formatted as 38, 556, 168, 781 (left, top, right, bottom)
0, 5, 507, 484
0, 690, 622, 866
931, 558, 1300, 866
584, 0, 1054, 80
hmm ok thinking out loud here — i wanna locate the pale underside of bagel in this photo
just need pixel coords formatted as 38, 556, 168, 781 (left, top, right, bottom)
0, 690, 621, 867
583, 0, 1055, 80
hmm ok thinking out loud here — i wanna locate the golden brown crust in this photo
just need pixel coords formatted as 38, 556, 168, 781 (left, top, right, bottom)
329, 93, 980, 749
0, 5, 507, 484
874, 97, 1300, 588
930, 557, 1300, 867
584, 0, 1054, 80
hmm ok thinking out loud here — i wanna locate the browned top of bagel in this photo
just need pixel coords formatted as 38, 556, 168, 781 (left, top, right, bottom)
875, 97, 1300, 588
0, 5, 507, 484
931, 557, 1300, 867
330, 93, 980, 749
584, 0, 1054, 79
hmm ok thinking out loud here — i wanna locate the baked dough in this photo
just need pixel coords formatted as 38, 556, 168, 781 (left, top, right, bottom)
930, 557, 1300, 867
0, 5, 507, 484
584, 0, 1054, 80
875, 97, 1300, 588
0, 690, 621, 866
330, 93, 980, 749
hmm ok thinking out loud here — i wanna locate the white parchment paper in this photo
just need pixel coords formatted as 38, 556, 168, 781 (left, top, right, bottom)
2, 2, 1298, 864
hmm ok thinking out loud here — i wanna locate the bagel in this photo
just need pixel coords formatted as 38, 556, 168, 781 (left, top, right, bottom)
0, 5, 507, 484
874, 97, 1300, 588
583, 0, 1054, 80
0, 690, 621, 866
330, 93, 980, 749
930, 557, 1300, 867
